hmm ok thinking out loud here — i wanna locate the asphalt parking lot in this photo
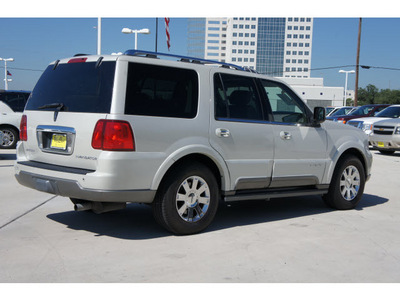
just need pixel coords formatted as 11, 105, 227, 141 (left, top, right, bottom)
1, 148, 399, 283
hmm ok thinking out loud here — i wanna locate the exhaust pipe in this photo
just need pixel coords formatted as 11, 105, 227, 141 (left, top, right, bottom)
73, 201, 126, 214
74, 202, 93, 212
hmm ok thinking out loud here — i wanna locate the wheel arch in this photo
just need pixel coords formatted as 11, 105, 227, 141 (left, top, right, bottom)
326, 147, 370, 184
151, 150, 229, 193
0, 123, 20, 133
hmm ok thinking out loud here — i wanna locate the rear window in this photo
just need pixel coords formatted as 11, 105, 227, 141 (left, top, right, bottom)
125, 62, 198, 118
0, 92, 30, 112
25, 61, 115, 113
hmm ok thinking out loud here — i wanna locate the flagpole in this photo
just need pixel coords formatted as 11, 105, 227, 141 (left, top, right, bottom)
155, 18, 158, 52
0, 57, 14, 90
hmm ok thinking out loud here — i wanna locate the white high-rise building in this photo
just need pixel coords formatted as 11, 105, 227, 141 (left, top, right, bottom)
188, 17, 313, 78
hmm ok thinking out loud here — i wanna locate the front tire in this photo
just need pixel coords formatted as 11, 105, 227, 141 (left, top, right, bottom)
324, 155, 365, 210
152, 162, 219, 235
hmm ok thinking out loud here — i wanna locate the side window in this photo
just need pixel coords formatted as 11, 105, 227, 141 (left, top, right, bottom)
260, 79, 308, 124
125, 63, 198, 118
374, 106, 386, 115
214, 73, 264, 121
3, 93, 27, 112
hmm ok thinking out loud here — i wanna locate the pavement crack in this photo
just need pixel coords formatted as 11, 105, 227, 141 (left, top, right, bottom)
0, 196, 57, 230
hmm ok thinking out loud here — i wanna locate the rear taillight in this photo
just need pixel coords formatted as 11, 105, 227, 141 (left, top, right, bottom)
92, 119, 135, 151
20, 114, 27, 141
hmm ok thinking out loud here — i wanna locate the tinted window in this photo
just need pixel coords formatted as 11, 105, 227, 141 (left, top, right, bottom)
373, 106, 387, 115
260, 79, 308, 124
330, 107, 352, 116
214, 73, 264, 121
0, 92, 30, 112
376, 106, 400, 118
125, 63, 198, 118
349, 105, 374, 116
26, 61, 115, 113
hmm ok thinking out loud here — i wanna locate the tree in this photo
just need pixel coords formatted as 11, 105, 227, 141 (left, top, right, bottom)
365, 84, 379, 104
355, 84, 400, 106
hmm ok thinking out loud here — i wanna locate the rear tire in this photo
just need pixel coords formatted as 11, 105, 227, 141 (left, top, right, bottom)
152, 162, 219, 235
0, 127, 18, 149
323, 155, 365, 210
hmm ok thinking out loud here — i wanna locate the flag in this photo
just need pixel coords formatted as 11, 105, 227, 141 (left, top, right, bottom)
165, 18, 171, 51
7, 71, 12, 76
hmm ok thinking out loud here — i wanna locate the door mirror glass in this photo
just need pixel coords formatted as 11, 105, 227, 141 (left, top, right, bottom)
313, 107, 326, 124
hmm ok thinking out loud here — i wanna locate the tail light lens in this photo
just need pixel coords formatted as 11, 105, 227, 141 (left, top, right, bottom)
20, 114, 28, 141
92, 119, 135, 151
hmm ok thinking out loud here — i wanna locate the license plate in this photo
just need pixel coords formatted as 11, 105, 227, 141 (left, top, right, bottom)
50, 134, 67, 150
377, 142, 385, 148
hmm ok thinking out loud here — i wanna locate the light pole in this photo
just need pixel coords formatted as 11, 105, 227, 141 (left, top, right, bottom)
97, 17, 102, 55
122, 28, 150, 50
339, 70, 355, 106
0, 57, 14, 90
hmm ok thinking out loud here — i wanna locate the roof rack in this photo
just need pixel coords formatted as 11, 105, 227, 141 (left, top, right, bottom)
124, 50, 245, 71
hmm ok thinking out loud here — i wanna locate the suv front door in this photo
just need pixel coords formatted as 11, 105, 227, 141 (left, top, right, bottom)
259, 79, 328, 188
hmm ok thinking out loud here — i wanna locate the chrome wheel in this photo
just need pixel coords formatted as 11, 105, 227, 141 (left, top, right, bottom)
0, 128, 17, 148
339, 165, 360, 201
175, 175, 210, 223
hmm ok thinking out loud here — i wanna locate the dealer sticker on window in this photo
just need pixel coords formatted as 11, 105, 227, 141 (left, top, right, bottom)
51, 134, 67, 150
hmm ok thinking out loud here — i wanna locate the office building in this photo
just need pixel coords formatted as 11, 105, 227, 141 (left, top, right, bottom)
188, 17, 313, 78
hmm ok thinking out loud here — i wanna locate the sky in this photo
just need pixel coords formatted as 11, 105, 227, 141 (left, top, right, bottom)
1, 1, 400, 92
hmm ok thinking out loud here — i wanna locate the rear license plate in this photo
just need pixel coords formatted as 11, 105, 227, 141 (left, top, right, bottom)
377, 142, 385, 148
50, 134, 67, 150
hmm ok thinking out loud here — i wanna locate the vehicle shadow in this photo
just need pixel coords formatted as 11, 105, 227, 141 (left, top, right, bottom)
46, 193, 388, 240
374, 152, 400, 158
0, 153, 17, 161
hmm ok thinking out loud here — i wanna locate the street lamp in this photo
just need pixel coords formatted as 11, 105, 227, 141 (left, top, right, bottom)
339, 70, 355, 106
0, 57, 14, 90
122, 28, 150, 50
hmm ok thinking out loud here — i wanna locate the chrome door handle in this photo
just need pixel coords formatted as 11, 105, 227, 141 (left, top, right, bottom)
216, 128, 230, 138
280, 131, 291, 140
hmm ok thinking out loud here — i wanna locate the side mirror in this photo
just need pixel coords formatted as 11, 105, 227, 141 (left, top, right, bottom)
313, 107, 326, 125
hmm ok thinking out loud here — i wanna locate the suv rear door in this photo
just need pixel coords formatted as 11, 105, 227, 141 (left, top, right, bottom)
21, 57, 116, 171
209, 71, 274, 191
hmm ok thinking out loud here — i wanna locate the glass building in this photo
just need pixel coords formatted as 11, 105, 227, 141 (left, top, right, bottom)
187, 17, 313, 78
187, 18, 206, 59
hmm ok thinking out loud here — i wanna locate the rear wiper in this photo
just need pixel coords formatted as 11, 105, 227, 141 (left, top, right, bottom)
37, 103, 67, 121
38, 103, 66, 110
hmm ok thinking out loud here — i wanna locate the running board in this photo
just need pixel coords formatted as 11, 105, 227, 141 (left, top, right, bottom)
224, 188, 329, 202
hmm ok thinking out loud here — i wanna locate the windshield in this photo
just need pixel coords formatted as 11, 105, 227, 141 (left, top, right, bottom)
349, 106, 374, 116
375, 106, 400, 118
25, 61, 115, 113
331, 107, 353, 116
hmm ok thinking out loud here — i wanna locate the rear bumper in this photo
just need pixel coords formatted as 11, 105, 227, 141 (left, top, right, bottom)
15, 168, 156, 203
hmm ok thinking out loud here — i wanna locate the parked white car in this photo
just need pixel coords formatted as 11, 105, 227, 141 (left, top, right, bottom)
0, 90, 31, 149
15, 51, 373, 234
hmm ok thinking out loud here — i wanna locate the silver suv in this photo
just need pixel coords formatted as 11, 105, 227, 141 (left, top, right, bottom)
15, 50, 373, 234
